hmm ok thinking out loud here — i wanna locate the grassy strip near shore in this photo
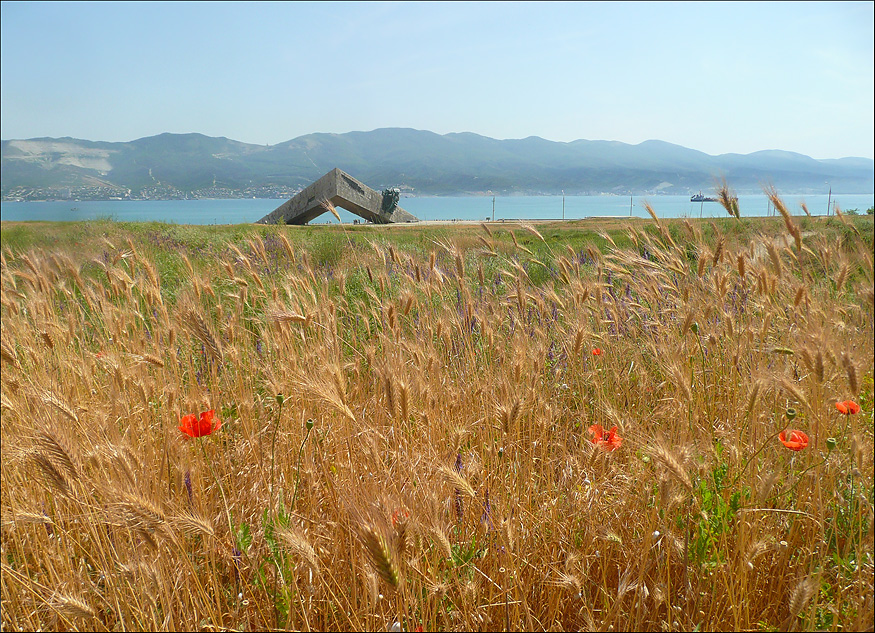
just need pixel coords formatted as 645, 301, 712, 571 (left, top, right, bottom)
1, 210, 873, 631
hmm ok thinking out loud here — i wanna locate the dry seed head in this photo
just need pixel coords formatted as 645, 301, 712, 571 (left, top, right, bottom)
793, 287, 806, 308
509, 230, 533, 255
319, 199, 341, 222
142, 353, 165, 367
520, 222, 545, 243
184, 308, 223, 363
279, 231, 296, 261
173, 512, 216, 539
841, 352, 859, 395
34, 431, 78, 481
10, 510, 54, 526
0, 338, 19, 368
428, 524, 453, 559
712, 237, 725, 267
359, 522, 400, 588
757, 471, 781, 505
717, 179, 740, 218
779, 378, 810, 412
113, 493, 166, 534
767, 242, 783, 277
277, 526, 320, 572
510, 229, 521, 249
681, 310, 696, 337
398, 379, 410, 421
744, 540, 770, 569
799, 348, 813, 372
389, 245, 401, 267
49, 594, 97, 621
835, 262, 849, 293
651, 444, 693, 493
41, 391, 79, 424
744, 381, 761, 421
788, 576, 818, 618
669, 362, 692, 404
31, 452, 71, 497
552, 571, 582, 591
383, 373, 395, 417
759, 312, 772, 340
766, 185, 801, 249
40, 330, 54, 349
572, 328, 584, 357
438, 464, 476, 499
644, 202, 660, 224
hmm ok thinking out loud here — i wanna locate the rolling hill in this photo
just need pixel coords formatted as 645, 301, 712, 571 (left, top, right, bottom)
2, 128, 872, 199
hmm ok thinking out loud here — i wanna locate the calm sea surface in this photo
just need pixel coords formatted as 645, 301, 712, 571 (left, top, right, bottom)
1, 194, 873, 225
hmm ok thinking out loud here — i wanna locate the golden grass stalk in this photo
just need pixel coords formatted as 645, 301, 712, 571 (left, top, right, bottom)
841, 351, 859, 395
359, 522, 401, 588
716, 179, 740, 218
30, 452, 72, 497
276, 526, 320, 572
269, 310, 310, 325
650, 444, 693, 493
183, 307, 223, 363
48, 594, 98, 621
519, 222, 545, 243
40, 390, 79, 424
173, 512, 216, 539
784, 576, 818, 629
765, 185, 800, 245
34, 431, 78, 482
437, 464, 477, 499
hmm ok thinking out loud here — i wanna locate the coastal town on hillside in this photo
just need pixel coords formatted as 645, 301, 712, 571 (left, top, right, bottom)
2, 183, 304, 202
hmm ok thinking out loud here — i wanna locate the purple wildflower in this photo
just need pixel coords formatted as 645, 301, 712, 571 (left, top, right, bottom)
481, 488, 494, 531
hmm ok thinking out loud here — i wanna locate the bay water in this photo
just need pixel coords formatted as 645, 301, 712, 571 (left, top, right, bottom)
1, 193, 872, 225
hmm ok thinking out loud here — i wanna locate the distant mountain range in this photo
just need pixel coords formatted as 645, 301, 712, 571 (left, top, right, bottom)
2, 128, 872, 200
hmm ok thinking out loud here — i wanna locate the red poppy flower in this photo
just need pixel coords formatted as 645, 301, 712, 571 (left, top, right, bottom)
179, 409, 222, 438
778, 429, 809, 451
391, 508, 410, 528
592, 348, 603, 356
588, 424, 623, 451
835, 400, 861, 415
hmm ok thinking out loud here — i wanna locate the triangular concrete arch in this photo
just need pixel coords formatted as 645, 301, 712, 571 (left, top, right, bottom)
257, 168, 418, 225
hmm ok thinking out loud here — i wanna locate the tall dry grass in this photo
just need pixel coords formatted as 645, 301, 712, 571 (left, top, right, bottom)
1, 201, 873, 632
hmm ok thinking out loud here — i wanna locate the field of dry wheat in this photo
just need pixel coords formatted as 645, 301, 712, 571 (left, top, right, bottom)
1, 195, 873, 632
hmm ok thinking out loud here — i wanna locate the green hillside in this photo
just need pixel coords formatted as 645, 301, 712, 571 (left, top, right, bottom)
2, 129, 872, 198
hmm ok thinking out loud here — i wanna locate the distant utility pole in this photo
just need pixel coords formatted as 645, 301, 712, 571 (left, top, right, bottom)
827, 186, 832, 216
630, 195, 633, 217
492, 195, 496, 222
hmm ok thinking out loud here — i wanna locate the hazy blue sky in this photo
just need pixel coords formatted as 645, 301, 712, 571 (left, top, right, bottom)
1, 1, 873, 159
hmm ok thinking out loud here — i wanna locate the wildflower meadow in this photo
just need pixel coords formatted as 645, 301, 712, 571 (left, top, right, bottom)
1, 192, 873, 631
